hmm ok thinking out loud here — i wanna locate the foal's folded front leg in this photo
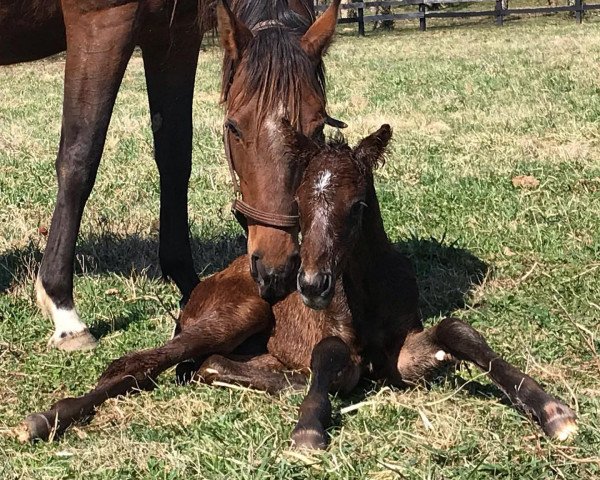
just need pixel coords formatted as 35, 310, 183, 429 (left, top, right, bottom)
291, 336, 360, 450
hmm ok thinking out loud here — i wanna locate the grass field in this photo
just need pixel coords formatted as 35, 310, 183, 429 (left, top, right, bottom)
1, 14, 600, 479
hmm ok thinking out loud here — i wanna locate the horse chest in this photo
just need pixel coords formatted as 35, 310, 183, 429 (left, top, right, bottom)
268, 293, 357, 371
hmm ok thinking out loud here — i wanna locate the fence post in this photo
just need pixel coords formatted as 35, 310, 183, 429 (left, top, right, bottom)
358, 6, 365, 36
419, 4, 426, 31
495, 0, 504, 25
575, 0, 583, 24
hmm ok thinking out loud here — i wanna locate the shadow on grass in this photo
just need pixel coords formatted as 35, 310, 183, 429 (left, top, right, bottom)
0, 232, 487, 341
0, 232, 247, 294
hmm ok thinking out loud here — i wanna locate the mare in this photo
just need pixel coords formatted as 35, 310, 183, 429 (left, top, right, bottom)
0, 0, 342, 350
17, 123, 577, 447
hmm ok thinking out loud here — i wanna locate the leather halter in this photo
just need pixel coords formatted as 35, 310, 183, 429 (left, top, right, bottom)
223, 19, 346, 232
223, 123, 300, 233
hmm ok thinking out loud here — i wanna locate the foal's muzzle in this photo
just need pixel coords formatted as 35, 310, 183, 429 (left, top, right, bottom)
251, 252, 299, 302
297, 269, 334, 310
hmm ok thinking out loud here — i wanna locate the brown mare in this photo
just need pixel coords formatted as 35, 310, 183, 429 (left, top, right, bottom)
1, 0, 342, 350
18, 123, 577, 447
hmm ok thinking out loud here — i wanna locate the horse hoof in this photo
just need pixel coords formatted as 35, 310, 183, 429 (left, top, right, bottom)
291, 426, 328, 450
15, 413, 53, 442
48, 329, 97, 351
541, 401, 578, 441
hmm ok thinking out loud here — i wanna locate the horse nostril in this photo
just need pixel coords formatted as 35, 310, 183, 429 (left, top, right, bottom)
320, 273, 332, 297
298, 270, 333, 298
250, 253, 261, 280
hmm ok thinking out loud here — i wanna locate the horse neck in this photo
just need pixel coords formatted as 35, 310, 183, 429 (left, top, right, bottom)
343, 177, 392, 282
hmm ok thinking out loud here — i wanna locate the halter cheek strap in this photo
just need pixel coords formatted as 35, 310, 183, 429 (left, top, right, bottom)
223, 123, 300, 232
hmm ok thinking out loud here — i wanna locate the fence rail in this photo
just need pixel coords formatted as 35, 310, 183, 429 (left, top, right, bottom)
316, 0, 598, 32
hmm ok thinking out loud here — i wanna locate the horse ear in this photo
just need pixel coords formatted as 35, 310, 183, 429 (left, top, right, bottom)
217, 0, 253, 61
353, 124, 393, 170
280, 119, 318, 165
300, 0, 341, 59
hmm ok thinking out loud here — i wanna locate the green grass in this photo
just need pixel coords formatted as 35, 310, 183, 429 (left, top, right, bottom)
1, 15, 599, 479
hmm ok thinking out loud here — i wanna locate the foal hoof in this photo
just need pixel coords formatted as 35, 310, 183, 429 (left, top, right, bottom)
540, 401, 578, 441
15, 413, 54, 443
291, 425, 328, 450
48, 329, 97, 352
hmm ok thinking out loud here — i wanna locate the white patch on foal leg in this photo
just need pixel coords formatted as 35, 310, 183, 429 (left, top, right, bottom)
36, 277, 97, 351
435, 350, 447, 362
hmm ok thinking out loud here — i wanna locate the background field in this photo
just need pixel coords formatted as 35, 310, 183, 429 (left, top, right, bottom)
1, 14, 599, 479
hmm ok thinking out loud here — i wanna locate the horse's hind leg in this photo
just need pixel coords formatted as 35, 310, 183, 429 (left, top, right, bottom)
394, 318, 577, 440
195, 353, 307, 393
16, 332, 199, 442
18, 296, 272, 442
139, 12, 201, 306
36, 2, 140, 350
291, 337, 360, 450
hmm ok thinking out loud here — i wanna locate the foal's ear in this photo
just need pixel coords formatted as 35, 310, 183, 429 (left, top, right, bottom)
280, 119, 319, 164
300, 0, 341, 60
217, 0, 253, 61
353, 124, 393, 170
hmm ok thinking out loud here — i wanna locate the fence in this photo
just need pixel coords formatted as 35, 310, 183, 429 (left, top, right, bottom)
315, 0, 600, 32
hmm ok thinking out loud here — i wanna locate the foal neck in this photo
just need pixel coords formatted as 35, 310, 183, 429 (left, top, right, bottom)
347, 176, 392, 276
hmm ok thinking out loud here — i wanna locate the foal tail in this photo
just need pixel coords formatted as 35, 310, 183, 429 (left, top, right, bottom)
16, 333, 202, 443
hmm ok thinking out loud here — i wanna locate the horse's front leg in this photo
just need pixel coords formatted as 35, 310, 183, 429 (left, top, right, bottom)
139, 14, 201, 306
291, 336, 360, 450
36, 1, 140, 350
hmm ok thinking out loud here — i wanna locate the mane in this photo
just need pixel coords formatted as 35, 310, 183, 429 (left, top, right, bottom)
222, 0, 326, 128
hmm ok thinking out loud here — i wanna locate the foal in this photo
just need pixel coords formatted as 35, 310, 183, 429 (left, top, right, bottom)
18, 124, 577, 447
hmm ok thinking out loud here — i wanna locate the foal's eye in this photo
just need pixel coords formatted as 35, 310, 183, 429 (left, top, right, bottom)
350, 200, 367, 216
311, 123, 325, 142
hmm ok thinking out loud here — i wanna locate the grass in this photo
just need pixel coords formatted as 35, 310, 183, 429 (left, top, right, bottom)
1, 14, 600, 479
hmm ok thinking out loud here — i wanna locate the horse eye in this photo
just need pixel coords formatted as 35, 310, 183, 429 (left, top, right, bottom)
226, 120, 242, 140
351, 200, 367, 215
312, 124, 325, 142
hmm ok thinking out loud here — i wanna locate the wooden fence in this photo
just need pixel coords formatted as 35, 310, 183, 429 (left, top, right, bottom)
316, 0, 600, 32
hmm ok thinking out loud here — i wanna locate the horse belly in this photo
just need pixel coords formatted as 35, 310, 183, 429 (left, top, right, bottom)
0, 0, 66, 65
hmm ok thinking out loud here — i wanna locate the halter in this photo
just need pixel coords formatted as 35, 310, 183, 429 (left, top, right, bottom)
223, 19, 346, 233
223, 123, 300, 233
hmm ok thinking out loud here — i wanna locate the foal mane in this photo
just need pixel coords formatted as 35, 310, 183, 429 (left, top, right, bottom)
221, 0, 326, 128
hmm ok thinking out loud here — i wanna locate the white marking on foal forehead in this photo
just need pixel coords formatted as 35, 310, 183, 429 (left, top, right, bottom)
314, 170, 332, 194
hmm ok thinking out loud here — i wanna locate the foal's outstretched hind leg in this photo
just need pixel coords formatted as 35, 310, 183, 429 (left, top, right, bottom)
396, 318, 577, 440
36, 2, 139, 351
17, 298, 271, 442
16, 333, 200, 442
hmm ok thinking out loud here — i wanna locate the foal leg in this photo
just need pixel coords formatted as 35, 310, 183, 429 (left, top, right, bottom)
196, 353, 307, 393
140, 15, 201, 305
18, 296, 272, 442
36, 2, 140, 350
395, 318, 577, 440
291, 337, 360, 450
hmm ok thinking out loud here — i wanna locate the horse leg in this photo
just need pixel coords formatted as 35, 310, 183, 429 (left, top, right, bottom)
291, 337, 361, 450
17, 300, 271, 442
139, 16, 201, 306
195, 353, 307, 393
36, 2, 140, 350
393, 318, 577, 440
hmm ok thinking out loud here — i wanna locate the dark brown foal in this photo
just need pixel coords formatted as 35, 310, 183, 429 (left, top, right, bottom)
18, 124, 577, 448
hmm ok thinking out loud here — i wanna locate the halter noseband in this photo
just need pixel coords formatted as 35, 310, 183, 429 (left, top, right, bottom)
223, 19, 346, 233
223, 123, 300, 233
